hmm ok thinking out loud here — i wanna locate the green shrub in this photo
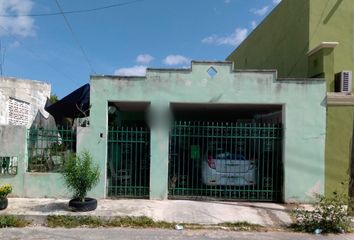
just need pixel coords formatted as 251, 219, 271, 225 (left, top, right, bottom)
0, 184, 12, 198
62, 151, 100, 201
291, 192, 352, 233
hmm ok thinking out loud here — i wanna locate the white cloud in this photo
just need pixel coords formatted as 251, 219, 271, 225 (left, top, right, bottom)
273, 0, 282, 5
136, 54, 154, 64
0, 0, 36, 37
224, 0, 231, 4
251, 21, 257, 29
163, 55, 190, 66
9, 40, 20, 49
202, 28, 248, 47
250, 6, 269, 16
114, 65, 146, 76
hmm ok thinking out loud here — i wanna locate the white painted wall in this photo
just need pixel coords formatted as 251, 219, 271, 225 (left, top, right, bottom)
0, 77, 51, 128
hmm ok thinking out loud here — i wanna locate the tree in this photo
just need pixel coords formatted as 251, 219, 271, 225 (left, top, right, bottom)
50, 94, 59, 104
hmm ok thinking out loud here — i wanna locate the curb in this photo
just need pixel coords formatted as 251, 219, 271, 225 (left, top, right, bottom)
0, 214, 143, 225
0, 214, 267, 231
1, 213, 354, 233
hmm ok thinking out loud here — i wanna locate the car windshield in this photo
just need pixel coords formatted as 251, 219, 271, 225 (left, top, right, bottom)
213, 152, 246, 160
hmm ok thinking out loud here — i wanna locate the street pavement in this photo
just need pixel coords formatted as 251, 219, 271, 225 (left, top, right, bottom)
1, 198, 292, 227
1, 228, 354, 240
1, 198, 354, 239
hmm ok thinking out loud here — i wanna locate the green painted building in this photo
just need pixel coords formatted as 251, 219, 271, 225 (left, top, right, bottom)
1, 61, 326, 203
227, 0, 354, 196
80, 61, 326, 202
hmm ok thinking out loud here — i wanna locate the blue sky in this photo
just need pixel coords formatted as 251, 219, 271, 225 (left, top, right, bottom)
0, 0, 281, 98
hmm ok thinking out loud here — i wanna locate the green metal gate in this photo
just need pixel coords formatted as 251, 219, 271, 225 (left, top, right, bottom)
107, 127, 150, 198
169, 121, 283, 202
27, 128, 76, 173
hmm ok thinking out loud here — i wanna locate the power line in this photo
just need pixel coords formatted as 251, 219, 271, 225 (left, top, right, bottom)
54, 0, 95, 74
0, 0, 143, 17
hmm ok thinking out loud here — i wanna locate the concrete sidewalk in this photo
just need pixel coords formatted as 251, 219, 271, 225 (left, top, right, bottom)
0, 198, 293, 228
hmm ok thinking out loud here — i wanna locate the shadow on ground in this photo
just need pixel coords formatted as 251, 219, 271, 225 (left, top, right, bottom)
32, 202, 70, 213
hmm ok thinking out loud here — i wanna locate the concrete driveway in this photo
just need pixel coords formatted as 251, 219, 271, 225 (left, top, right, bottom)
1, 198, 292, 227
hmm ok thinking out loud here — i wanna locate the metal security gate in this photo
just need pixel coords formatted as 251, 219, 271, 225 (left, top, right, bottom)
27, 128, 76, 172
107, 127, 150, 198
168, 121, 282, 202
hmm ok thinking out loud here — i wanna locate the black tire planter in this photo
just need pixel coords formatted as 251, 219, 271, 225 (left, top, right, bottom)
68, 198, 97, 212
0, 197, 8, 210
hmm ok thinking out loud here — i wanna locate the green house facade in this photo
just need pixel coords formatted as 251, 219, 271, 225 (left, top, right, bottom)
79, 61, 326, 202
1, 61, 326, 202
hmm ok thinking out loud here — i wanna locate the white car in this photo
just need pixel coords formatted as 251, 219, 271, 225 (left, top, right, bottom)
201, 152, 256, 186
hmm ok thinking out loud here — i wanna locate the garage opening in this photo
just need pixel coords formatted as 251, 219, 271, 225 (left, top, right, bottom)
107, 102, 150, 198
168, 103, 283, 202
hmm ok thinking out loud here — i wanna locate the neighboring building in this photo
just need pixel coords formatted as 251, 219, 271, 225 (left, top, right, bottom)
0, 77, 52, 194
227, 0, 354, 195
0, 77, 51, 128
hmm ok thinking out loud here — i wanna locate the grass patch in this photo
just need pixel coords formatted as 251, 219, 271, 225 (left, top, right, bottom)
47, 215, 263, 231
218, 221, 264, 231
0, 215, 30, 228
108, 216, 174, 228
47, 215, 174, 229
47, 215, 103, 228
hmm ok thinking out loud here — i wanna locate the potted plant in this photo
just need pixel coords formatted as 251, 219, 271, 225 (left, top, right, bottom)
62, 151, 100, 212
0, 184, 12, 210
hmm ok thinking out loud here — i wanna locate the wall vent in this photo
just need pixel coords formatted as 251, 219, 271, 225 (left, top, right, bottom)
207, 67, 217, 78
335, 71, 352, 93
8, 97, 30, 125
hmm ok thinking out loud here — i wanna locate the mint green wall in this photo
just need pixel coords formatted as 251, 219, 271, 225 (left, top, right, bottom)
0, 126, 26, 197
76, 126, 106, 198
0, 62, 327, 202
0, 126, 71, 198
85, 61, 326, 202
227, 0, 310, 78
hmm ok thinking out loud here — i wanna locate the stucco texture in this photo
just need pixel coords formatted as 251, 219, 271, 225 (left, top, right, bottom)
0, 77, 51, 127
0, 126, 70, 198
226, 0, 310, 78
309, 0, 354, 91
325, 106, 354, 194
309, 0, 354, 196
226, 0, 354, 196
84, 61, 326, 202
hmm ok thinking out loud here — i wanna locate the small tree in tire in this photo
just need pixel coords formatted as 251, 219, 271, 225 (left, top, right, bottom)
62, 150, 100, 211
